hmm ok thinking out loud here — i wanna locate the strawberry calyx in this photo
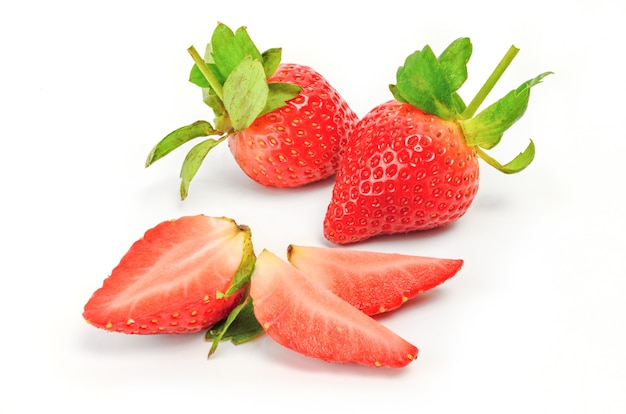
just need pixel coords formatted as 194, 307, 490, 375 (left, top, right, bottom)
206, 293, 262, 357
390, 38, 552, 174
206, 224, 264, 357
220, 224, 256, 297
146, 23, 302, 199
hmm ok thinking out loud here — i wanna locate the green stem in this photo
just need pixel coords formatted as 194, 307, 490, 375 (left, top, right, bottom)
462, 45, 520, 119
187, 45, 224, 102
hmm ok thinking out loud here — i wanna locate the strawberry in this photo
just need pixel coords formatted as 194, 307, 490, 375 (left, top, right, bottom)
250, 249, 418, 368
287, 244, 462, 315
146, 23, 358, 199
82, 215, 256, 336
323, 38, 551, 244
227, 63, 357, 187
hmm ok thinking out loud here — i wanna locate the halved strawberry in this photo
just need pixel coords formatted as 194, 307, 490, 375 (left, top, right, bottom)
83, 215, 255, 335
287, 245, 462, 315
250, 249, 418, 368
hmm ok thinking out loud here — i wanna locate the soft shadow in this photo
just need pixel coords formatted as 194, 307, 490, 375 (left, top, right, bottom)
79, 327, 205, 356
260, 339, 417, 378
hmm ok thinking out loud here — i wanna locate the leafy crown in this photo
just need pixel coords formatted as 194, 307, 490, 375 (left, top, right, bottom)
390, 37, 552, 174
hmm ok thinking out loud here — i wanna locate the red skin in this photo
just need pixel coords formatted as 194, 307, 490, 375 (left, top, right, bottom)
324, 100, 479, 244
229, 64, 358, 187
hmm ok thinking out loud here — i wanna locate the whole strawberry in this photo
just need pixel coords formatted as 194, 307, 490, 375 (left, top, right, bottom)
228, 63, 356, 187
324, 38, 551, 244
146, 23, 358, 199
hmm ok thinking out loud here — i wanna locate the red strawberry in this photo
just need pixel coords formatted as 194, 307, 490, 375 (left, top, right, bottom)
227, 63, 356, 187
287, 244, 462, 315
250, 249, 418, 368
146, 23, 358, 198
324, 38, 551, 244
83, 215, 255, 335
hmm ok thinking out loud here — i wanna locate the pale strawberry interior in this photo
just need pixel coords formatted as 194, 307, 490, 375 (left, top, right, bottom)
250, 250, 418, 366
105, 224, 244, 317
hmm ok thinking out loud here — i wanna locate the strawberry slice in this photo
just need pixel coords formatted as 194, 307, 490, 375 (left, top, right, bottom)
250, 249, 418, 368
83, 215, 255, 335
287, 245, 462, 315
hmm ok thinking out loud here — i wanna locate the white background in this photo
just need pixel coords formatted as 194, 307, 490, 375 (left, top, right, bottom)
2, 0, 624, 412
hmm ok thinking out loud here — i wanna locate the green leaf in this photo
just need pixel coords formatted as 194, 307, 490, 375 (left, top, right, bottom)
206, 294, 264, 358
188, 45, 225, 103
189, 43, 227, 88
394, 45, 456, 119
179, 136, 227, 199
189, 62, 224, 88
223, 225, 256, 297
517, 71, 553, 92
475, 140, 535, 174
261, 47, 282, 78
211, 24, 262, 80
259, 82, 302, 116
202, 89, 229, 131
438, 38, 471, 114
462, 71, 552, 148
146, 120, 217, 166
223, 56, 269, 131
189, 64, 208, 88
389, 83, 406, 103
437, 37, 472, 93
451, 92, 467, 114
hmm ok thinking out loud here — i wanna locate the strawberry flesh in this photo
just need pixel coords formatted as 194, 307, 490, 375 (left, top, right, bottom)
250, 249, 418, 368
287, 244, 463, 315
83, 215, 252, 335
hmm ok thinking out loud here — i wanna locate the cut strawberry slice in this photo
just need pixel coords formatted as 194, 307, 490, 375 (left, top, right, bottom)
83, 215, 255, 335
287, 245, 463, 315
287, 245, 462, 315
250, 249, 418, 368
